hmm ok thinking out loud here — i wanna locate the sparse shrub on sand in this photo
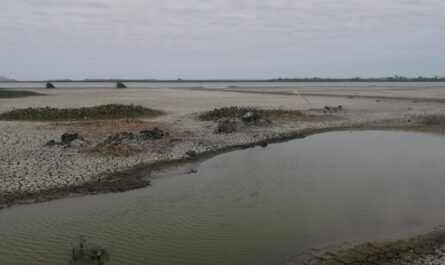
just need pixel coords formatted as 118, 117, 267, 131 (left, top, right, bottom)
0, 104, 164, 121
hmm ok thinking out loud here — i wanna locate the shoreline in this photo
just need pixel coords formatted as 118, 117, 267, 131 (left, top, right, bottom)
1, 121, 442, 209
285, 226, 445, 265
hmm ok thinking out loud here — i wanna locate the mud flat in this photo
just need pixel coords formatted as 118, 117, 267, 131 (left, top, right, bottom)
1, 83, 445, 264
1, 85, 445, 202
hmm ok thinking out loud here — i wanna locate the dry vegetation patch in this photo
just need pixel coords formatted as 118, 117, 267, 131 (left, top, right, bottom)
50, 119, 169, 140
88, 143, 144, 157
43, 119, 193, 157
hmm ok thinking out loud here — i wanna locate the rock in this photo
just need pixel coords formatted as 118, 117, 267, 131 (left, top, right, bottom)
140, 127, 165, 140
241, 112, 271, 126
70, 139, 88, 149
259, 141, 268, 147
185, 150, 197, 158
45, 134, 81, 147
104, 132, 136, 145
45, 140, 57, 147
187, 169, 198, 174
242, 112, 257, 120
61, 133, 80, 146
323, 105, 344, 113
215, 119, 238, 133
169, 139, 182, 144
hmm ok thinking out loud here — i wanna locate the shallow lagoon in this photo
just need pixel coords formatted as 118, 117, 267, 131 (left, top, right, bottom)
1, 131, 445, 265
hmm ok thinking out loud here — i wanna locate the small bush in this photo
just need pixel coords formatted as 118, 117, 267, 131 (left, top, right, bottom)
116, 82, 127, 89
198, 106, 304, 121
0, 104, 164, 121
46, 82, 55, 89
0, 89, 42, 98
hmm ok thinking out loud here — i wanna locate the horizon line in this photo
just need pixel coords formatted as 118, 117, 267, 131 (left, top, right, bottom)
2, 75, 445, 83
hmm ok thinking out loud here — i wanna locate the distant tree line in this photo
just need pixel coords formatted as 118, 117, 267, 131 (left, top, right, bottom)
3, 76, 445, 83
82, 76, 445, 82
0, 75, 16, 82
268, 76, 445, 82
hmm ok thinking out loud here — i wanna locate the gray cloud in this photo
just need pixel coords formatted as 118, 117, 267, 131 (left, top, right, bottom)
0, 0, 444, 79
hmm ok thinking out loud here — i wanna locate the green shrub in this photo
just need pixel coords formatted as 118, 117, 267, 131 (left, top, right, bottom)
0, 104, 164, 121
116, 82, 127, 88
198, 106, 303, 121
46, 82, 55, 89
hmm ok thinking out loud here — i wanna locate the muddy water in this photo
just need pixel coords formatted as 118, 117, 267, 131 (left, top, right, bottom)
1, 131, 445, 265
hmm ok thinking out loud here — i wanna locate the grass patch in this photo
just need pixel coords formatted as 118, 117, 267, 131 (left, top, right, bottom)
0, 104, 164, 121
198, 106, 304, 121
0, 89, 42, 98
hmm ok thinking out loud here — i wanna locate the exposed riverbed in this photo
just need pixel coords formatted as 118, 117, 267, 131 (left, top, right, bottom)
1, 131, 445, 265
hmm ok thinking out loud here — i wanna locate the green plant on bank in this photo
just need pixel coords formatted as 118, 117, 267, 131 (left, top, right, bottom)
0, 104, 164, 121
198, 106, 304, 121
0, 89, 42, 98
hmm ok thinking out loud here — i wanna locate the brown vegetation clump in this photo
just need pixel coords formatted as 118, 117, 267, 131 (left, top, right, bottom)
51, 119, 193, 157
88, 143, 144, 157
51, 119, 169, 140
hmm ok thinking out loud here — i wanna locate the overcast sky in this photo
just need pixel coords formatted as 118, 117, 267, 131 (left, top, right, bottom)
1, 0, 444, 80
